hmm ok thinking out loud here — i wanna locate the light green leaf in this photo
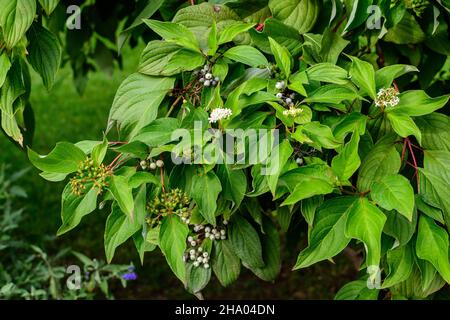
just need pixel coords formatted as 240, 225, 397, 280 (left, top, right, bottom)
293, 122, 342, 150
138, 41, 183, 76
306, 63, 349, 85
0, 0, 36, 48
159, 215, 189, 283
416, 216, 450, 283
389, 90, 450, 117
108, 175, 135, 220
347, 55, 376, 99
223, 45, 269, 67
345, 197, 387, 268
107, 73, 175, 138
185, 263, 211, 294
91, 138, 108, 166
294, 197, 355, 269
0, 52, 11, 88
268, 37, 292, 78
269, 0, 320, 34
191, 171, 222, 225
216, 165, 247, 207
165, 49, 205, 74
371, 174, 414, 221
375, 64, 419, 89
132, 118, 180, 147
383, 12, 425, 44
38, 0, 59, 15
266, 140, 293, 196
218, 22, 255, 45
342, 0, 373, 33
386, 112, 422, 145
382, 242, 414, 288
304, 84, 361, 104
415, 113, 450, 152
332, 132, 361, 181
28, 142, 86, 174
143, 19, 200, 52
207, 20, 218, 55
357, 135, 401, 192
282, 176, 334, 206
57, 185, 98, 236
335, 277, 379, 300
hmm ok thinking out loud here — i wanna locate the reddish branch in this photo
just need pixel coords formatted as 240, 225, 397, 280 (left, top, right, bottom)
403, 138, 420, 191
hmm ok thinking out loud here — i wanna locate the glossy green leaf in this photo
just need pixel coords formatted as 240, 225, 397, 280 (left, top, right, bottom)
191, 171, 222, 225
212, 240, 241, 287
0, 0, 36, 48
223, 45, 269, 67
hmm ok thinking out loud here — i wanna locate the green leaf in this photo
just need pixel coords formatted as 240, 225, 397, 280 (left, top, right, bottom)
223, 45, 269, 67
375, 64, 419, 89
128, 172, 160, 189
266, 140, 293, 196
332, 132, 361, 181
419, 169, 450, 227
386, 112, 422, 145
347, 55, 376, 99
335, 277, 379, 300
138, 41, 183, 76
382, 242, 414, 288
91, 138, 108, 166
108, 73, 175, 138
293, 122, 342, 150
342, 0, 373, 33
357, 135, 401, 192
245, 217, 281, 281
0, 0, 36, 48
384, 209, 417, 247
306, 63, 349, 85
27, 24, 61, 90
294, 197, 355, 269
371, 174, 414, 221
218, 22, 255, 45
268, 37, 292, 78
104, 186, 146, 263
319, 28, 349, 65
38, 0, 59, 15
57, 185, 98, 236
132, 118, 180, 147
212, 240, 240, 287
207, 20, 218, 55
166, 49, 205, 74
229, 214, 265, 268
345, 197, 387, 268
282, 176, 334, 206
416, 216, 450, 283
0, 52, 11, 88
28, 142, 86, 175
389, 91, 450, 117
415, 113, 450, 152
185, 263, 211, 294
108, 175, 135, 220
143, 19, 200, 52
269, 0, 320, 34
159, 215, 189, 283
216, 165, 247, 207
191, 171, 222, 225
383, 12, 425, 45
304, 84, 361, 104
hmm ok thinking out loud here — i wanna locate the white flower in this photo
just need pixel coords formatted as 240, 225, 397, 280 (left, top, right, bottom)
375, 87, 400, 108
283, 106, 304, 118
275, 81, 286, 90
208, 108, 233, 123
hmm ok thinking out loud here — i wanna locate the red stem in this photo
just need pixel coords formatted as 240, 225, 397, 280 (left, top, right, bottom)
406, 138, 420, 190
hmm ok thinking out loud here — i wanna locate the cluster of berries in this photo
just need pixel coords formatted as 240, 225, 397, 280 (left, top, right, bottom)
275, 81, 305, 118
192, 220, 228, 241
183, 243, 210, 269
146, 189, 192, 228
70, 158, 112, 196
195, 65, 220, 87
140, 158, 164, 171
375, 87, 400, 108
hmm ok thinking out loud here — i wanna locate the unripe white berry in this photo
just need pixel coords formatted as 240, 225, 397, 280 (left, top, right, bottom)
205, 73, 212, 80
221, 235, 226, 240
276, 93, 283, 99
199, 78, 205, 83
204, 80, 211, 87
209, 235, 215, 240
156, 160, 164, 168
205, 232, 210, 238
149, 163, 157, 170
223, 220, 228, 225
202, 252, 209, 258
285, 98, 292, 104
197, 256, 203, 262
189, 249, 196, 256
204, 263, 210, 269
220, 230, 226, 236
194, 261, 200, 267
214, 77, 220, 82
212, 229, 217, 234
275, 81, 285, 90
205, 227, 211, 233
215, 233, 220, 239
296, 158, 304, 165
202, 258, 208, 264
140, 160, 147, 168
190, 241, 197, 247
181, 217, 187, 222
197, 247, 203, 253
188, 236, 194, 242
185, 219, 190, 224
190, 255, 196, 261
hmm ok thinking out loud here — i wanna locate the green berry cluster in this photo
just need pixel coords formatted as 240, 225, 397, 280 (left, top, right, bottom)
146, 189, 192, 228
70, 158, 112, 196
405, 0, 430, 16
270, 64, 286, 80
140, 158, 164, 171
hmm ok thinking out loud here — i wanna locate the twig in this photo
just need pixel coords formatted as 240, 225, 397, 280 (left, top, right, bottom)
166, 96, 183, 118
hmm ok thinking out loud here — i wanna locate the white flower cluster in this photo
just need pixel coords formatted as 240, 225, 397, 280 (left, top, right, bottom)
283, 106, 304, 118
375, 87, 400, 108
208, 108, 232, 123
183, 242, 210, 269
